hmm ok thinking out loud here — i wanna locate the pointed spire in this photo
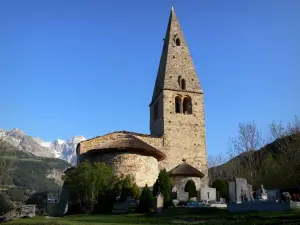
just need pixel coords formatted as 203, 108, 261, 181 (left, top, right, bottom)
150, 7, 203, 105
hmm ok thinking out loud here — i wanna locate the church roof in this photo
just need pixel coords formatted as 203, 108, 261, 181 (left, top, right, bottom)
168, 159, 205, 178
81, 133, 166, 161
80, 130, 158, 144
150, 7, 203, 106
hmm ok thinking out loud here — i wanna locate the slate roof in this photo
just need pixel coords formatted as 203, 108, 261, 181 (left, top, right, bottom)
81, 134, 166, 161
168, 160, 205, 178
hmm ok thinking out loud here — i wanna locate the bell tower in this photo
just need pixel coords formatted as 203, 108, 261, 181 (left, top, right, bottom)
149, 7, 208, 186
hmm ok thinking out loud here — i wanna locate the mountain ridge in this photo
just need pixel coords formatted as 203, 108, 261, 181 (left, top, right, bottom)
209, 133, 300, 189
0, 128, 87, 165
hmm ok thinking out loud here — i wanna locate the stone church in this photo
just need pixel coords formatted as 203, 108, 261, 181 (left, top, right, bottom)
76, 7, 208, 191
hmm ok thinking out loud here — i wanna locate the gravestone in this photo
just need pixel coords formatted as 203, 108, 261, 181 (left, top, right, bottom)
177, 192, 189, 201
154, 192, 164, 213
216, 191, 220, 202
228, 182, 236, 203
236, 178, 248, 203
267, 189, 281, 201
199, 187, 216, 202
228, 178, 253, 203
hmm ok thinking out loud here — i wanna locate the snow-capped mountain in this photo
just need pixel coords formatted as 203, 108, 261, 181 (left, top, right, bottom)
48, 136, 86, 165
0, 128, 86, 165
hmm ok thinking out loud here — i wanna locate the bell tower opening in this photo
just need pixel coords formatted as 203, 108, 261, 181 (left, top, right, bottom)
175, 97, 181, 113
183, 97, 192, 114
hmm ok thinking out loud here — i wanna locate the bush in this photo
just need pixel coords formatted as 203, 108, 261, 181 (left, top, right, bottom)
184, 180, 197, 198
6, 188, 25, 202
64, 163, 142, 214
94, 187, 117, 213
63, 162, 116, 214
115, 174, 141, 201
138, 185, 154, 213
153, 169, 171, 206
0, 194, 14, 215
212, 179, 228, 201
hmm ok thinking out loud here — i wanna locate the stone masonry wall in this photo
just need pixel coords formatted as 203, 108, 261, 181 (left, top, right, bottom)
148, 8, 208, 186
131, 135, 163, 153
171, 176, 201, 194
150, 92, 165, 137
83, 152, 159, 187
162, 90, 208, 186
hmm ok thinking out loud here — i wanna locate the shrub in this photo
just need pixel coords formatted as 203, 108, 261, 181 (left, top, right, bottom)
115, 174, 141, 201
152, 169, 171, 206
63, 162, 116, 214
212, 179, 228, 200
94, 187, 117, 213
184, 180, 197, 198
6, 187, 25, 202
138, 185, 154, 213
131, 183, 141, 200
0, 194, 14, 215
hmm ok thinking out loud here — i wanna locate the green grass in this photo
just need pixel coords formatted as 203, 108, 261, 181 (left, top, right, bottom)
5, 208, 300, 225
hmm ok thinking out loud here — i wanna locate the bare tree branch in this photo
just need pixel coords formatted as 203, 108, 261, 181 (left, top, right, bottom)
208, 154, 228, 185
268, 116, 300, 186
227, 121, 264, 184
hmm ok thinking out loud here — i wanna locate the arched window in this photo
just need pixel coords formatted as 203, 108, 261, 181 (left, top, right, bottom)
183, 96, 192, 114
176, 38, 181, 46
181, 79, 186, 90
175, 97, 181, 113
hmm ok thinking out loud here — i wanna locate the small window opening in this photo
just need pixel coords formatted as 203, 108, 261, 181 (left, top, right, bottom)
175, 97, 181, 113
181, 79, 186, 90
176, 38, 181, 46
178, 76, 181, 85
183, 97, 192, 114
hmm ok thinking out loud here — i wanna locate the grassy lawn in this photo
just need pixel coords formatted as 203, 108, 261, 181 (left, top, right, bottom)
5, 208, 300, 225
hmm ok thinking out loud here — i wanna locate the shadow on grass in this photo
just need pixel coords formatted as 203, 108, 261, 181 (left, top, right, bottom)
8, 208, 300, 225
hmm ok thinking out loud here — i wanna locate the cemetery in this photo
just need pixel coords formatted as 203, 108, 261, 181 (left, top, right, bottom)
228, 177, 300, 213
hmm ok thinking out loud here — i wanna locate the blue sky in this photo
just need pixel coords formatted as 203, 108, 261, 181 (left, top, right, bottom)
0, 0, 299, 157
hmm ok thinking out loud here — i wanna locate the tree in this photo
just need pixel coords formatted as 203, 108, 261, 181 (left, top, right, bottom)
267, 116, 300, 186
115, 174, 140, 201
0, 140, 16, 186
208, 154, 228, 185
138, 185, 153, 213
0, 194, 14, 216
152, 169, 172, 206
259, 152, 282, 188
227, 121, 264, 184
62, 161, 116, 213
184, 180, 197, 198
211, 180, 228, 201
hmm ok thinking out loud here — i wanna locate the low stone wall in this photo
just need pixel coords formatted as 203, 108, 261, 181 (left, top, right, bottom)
228, 201, 300, 213
83, 152, 159, 187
